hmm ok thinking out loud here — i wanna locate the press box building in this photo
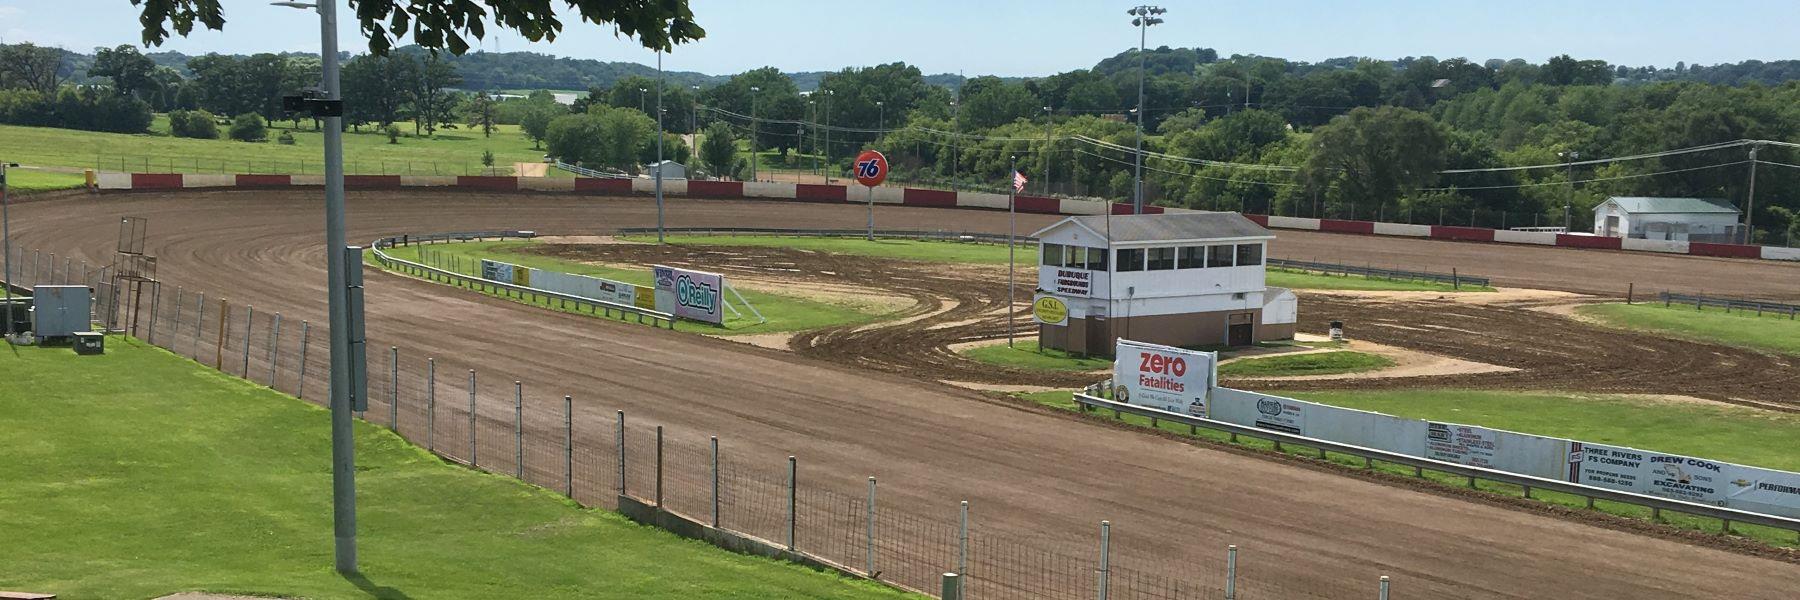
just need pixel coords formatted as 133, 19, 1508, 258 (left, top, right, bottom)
1032, 212, 1297, 355
1592, 196, 1742, 242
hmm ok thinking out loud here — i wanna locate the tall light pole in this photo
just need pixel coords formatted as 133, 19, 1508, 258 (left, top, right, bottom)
950, 97, 959, 190
2, 161, 14, 339
689, 84, 700, 134
272, 0, 360, 575
638, 87, 647, 113
749, 85, 760, 182
1746, 143, 1763, 244
876, 100, 885, 132
1127, 5, 1165, 215
1559, 150, 1579, 231
822, 89, 834, 183
655, 51, 665, 244
1042, 105, 1053, 196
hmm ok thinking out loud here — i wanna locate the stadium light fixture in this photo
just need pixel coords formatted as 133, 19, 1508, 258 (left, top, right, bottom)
1128, 5, 1165, 214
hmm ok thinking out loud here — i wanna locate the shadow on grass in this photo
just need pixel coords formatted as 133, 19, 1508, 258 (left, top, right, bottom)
343, 572, 412, 600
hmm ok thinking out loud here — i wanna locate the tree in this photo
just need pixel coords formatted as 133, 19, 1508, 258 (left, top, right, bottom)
168, 108, 219, 139
0, 43, 68, 94
1303, 106, 1448, 212
698, 122, 737, 177
517, 93, 565, 149
1542, 54, 1613, 86
958, 79, 1041, 130
229, 112, 267, 141
412, 53, 462, 136
703, 67, 803, 155
544, 105, 653, 170
131, 0, 704, 55
342, 53, 418, 130
89, 45, 159, 98
464, 91, 498, 137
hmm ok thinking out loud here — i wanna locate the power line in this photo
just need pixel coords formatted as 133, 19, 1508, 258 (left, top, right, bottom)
1424, 160, 1749, 191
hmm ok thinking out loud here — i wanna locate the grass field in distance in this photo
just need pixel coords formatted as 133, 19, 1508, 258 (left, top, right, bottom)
1577, 302, 1800, 356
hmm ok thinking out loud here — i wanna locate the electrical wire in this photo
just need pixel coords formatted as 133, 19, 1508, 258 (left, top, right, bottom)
1424, 160, 1748, 191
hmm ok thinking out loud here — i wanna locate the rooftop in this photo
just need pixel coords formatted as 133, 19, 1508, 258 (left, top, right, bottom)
1039, 212, 1273, 243
1602, 197, 1740, 215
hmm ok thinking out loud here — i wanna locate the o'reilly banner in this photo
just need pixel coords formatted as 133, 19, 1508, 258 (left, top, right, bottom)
1112, 339, 1216, 418
653, 264, 725, 325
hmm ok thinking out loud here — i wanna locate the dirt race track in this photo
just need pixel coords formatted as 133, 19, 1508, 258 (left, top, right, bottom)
12, 190, 1800, 599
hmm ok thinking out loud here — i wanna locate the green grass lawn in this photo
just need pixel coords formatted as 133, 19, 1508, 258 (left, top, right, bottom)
4, 168, 86, 194
5, 118, 549, 176
1218, 350, 1394, 377
378, 241, 889, 335
625, 235, 1020, 264
0, 338, 913, 599
1266, 268, 1494, 292
1577, 302, 1800, 356
959, 339, 1113, 371
1019, 388, 1800, 547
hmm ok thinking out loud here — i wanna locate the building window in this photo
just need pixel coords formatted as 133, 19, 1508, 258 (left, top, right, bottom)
1207, 245, 1235, 268
1178, 246, 1205, 269
1116, 248, 1146, 272
1147, 247, 1176, 270
1042, 243, 1065, 267
1084, 247, 1109, 271
1235, 243, 1263, 266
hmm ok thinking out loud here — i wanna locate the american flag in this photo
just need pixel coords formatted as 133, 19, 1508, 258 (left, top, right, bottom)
1012, 170, 1028, 193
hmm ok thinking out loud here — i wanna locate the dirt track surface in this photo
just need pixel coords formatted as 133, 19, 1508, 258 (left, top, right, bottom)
14, 190, 1800, 599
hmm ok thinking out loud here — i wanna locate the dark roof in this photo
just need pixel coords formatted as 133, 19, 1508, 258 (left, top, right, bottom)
1055, 212, 1272, 242
1603, 197, 1739, 215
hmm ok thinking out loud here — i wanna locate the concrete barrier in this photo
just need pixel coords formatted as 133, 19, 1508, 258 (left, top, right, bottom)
1493, 230, 1558, 246
1374, 222, 1432, 237
131, 173, 185, 189
630, 178, 687, 195
1689, 242, 1762, 259
456, 175, 519, 191
1319, 219, 1375, 234
1430, 225, 1495, 242
686, 180, 743, 198
291, 174, 325, 186
518, 177, 575, 192
1764, 246, 1800, 261
1014, 195, 1060, 214
1062, 198, 1108, 216
1555, 234, 1622, 250
1620, 238, 1688, 254
399, 176, 456, 187
746, 181, 800, 199
902, 187, 958, 207
957, 191, 1010, 210
235, 174, 293, 187
1265, 216, 1322, 231
574, 177, 631, 194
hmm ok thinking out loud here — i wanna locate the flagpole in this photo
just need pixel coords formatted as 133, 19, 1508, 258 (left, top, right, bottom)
1008, 156, 1017, 349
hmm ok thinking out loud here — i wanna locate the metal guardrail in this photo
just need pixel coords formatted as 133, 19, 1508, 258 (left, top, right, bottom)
1268, 258, 1491, 287
613, 226, 1037, 246
553, 160, 629, 179
368, 230, 677, 329
1659, 292, 1800, 318
1070, 393, 1800, 536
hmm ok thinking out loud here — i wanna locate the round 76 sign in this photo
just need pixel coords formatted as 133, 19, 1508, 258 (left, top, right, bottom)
854, 150, 888, 187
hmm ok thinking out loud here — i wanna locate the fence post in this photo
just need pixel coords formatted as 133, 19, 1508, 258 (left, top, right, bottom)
712, 437, 721, 528
1452, 268, 1460, 291
146, 282, 161, 345
240, 305, 253, 376
267, 313, 282, 387
1627, 283, 1634, 305
514, 381, 524, 478
389, 347, 399, 430
1097, 521, 1111, 600
296, 321, 309, 399
192, 293, 205, 359
171, 287, 184, 351
1225, 544, 1237, 600
786, 455, 797, 551
655, 425, 665, 507
564, 395, 574, 497
427, 358, 436, 451
617, 410, 627, 495
958, 500, 969, 596
468, 369, 478, 466
1379, 575, 1390, 600
941, 573, 962, 600
866, 476, 876, 576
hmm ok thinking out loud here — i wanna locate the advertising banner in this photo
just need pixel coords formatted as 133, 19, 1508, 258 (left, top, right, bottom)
1051, 268, 1092, 296
1112, 339, 1215, 418
1032, 294, 1069, 325
480, 259, 515, 283
1426, 422, 1498, 468
653, 264, 726, 325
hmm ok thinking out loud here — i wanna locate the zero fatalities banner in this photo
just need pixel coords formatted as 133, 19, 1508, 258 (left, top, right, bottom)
653, 264, 726, 325
1112, 339, 1215, 418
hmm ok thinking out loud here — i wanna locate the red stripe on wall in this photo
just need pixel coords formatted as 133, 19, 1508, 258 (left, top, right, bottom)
455, 176, 518, 191
1688, 242, 1763, 259
574, 177, 632, 193
234, 174, 292, 187
795, 183, 849, 202
1242, 214, 1270, 227
1554, 234, 1622, 250
131, 173, 183, 189
1318, 219, 1375, 234
687, 180, 743, 198
1013, 195, 1060, 214
903, 188, 958, 207
1430, 226, 1496, 242
344, 175, 403, 189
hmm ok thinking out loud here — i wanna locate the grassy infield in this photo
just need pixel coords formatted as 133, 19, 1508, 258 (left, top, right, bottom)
0, 338, 909, 599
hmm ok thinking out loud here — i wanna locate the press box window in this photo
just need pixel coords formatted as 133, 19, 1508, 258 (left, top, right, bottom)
1042, 243, 1065, 267
1116, 248, 1146, 272
1147, 247, 1176, 270
1177, 246, 1206, 269
1235, 243, 1263, 266
1083, 247, 1109, 271
1207, 245, 1235, 268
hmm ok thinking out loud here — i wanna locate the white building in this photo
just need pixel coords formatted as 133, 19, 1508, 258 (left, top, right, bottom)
1032, 212, 1296, 355
646, 160, 687, 180
1593, 197, 1742, 242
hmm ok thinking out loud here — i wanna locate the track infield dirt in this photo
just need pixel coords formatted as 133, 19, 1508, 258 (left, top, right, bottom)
12, 190, 1800, 600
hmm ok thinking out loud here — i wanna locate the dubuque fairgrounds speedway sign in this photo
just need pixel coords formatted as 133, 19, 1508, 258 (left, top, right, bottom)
1112, 339, 1217, 418
653, 264, 726, 325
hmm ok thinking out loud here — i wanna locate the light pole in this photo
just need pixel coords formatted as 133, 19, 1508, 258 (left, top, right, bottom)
1127, 5, 1166, 215
950, 97, 959, 190
1042, 105, 1053, 196
822, 89, 834, 183
271, 0, 360, 574
876, 100, 885, 133
1746, 143, 1762, 244
638, 87, 647, 113
689, 85, 700, 134
655, 51, 665, 244
749, 85, 760, 182
2, 161, 15, 340
1559, 150, 1579, 231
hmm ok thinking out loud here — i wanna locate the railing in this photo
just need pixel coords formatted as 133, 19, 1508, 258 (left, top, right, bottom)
1268, 257, 1491, 287
1508, 226, 1568, 233
613, 226, 1036, 246
1071, 393, 1800, 536
553, 160, 629, 179
1658, 292, 1800, 318
367, 230, 676, 329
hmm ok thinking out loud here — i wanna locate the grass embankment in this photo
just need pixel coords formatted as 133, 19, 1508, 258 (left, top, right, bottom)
378, 240, 889, 335
1018, 388, 1800, 547
1577, 302, 1800, 356
1217, 351, 1394, 377
0, 338, 913, 599
3, 119, 551, 176
1267, 267, 1494, 292
959, 340, 1112, 372
624, 235, 1018, 264
4, 168, 85, 194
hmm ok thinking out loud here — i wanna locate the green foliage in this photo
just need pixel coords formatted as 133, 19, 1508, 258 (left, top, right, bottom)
166, 108, 219, 139
1577, 302, 1800, 357
275, 130, 295, 145
480, 149, 495, 167
384, 123, 401, 144
88, 44, 158, 98
698, 122, 737, 177
1303, 106, 1447, 213
957, 77, 1042, 130
1217, 351, 1394, 377
227, 112, 267, 142
545, 105, 654, 170
961, 340, 1113, 372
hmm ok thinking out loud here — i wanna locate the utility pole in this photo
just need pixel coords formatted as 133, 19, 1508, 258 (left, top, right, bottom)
823, 89, 834, 183
1127, 5, 1165, 215
1043, 106, 1054, 196
655, 51, 665, 244
749, 86, 760, 182
1, 161, 13, 339
950, 96, 960, 190
1559, 150, 1579, 231
1746, 143, 1761, 244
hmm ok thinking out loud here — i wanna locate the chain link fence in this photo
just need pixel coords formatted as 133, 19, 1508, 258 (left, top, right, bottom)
93, 155, 516, 177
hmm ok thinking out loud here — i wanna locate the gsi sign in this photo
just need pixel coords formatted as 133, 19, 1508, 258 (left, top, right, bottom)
1112, 339, 1216, 418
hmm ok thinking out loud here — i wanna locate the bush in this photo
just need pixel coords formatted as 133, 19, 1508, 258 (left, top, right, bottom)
481, 149, 494, 167
228, 113, 267, 142
168, 109, 219, 139
385, 123, 401, 144
276, 130, 296, 145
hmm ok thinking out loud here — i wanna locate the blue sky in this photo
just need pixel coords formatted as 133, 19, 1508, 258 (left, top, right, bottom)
4, 0, 1799, 76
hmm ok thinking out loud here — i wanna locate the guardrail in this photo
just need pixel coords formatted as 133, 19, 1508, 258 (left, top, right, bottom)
553, 160, 628, 179
1659, 292, 1800, 319
368, 230, 677, 329
1268, 257, 1491, 287
613, 226, 1037, 246
1070, 393, 1800, 537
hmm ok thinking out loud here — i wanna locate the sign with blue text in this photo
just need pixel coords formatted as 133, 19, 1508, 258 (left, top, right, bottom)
653, 264, 726, 325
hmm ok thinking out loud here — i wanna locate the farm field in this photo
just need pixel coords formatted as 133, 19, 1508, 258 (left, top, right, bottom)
0, 337, 913, 600
1576, 302, 1800, 356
